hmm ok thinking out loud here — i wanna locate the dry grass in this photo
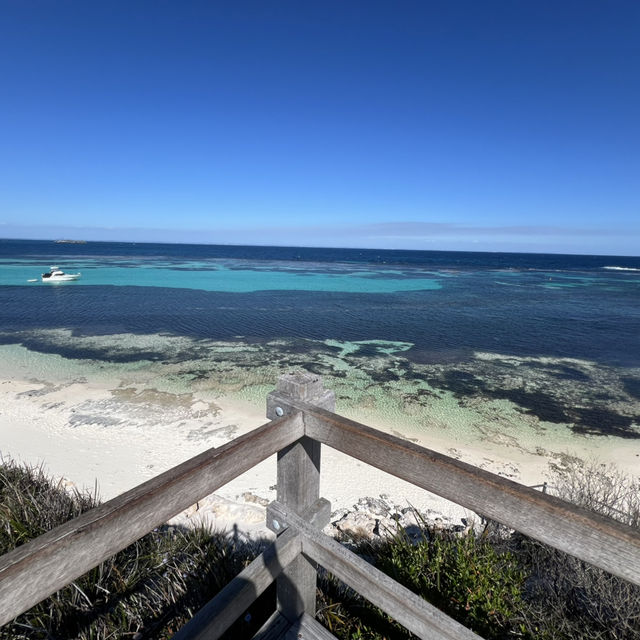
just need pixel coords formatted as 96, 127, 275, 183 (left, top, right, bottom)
0, 459, 271, 639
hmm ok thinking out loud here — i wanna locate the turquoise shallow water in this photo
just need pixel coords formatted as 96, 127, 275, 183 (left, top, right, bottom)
1, 239, 639, 445
1, 242, 639, 370
0, 259, 442, 293
1, 331, 638, 448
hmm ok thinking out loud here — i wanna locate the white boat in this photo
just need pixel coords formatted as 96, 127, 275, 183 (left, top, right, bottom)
41, 266, 81, 282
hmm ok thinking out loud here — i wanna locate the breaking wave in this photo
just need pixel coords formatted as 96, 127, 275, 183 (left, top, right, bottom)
604, 266, 640, 272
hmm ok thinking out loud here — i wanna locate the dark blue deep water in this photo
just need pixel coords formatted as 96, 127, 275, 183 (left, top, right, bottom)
1, 238, 639, 368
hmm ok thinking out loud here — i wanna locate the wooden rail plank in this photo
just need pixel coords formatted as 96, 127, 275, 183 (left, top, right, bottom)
284, 613, 339, 640
251, 611, 291, 640
268, 502, 482, 640
0, 413, 304, 627
172, 529, 301, 640
298, 402, 640, 586
173, 499, 331, 640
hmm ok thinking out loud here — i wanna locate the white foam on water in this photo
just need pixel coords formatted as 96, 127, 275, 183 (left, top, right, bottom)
604, 266, 640, 272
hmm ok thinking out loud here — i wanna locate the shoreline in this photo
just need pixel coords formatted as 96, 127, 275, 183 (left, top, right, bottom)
1, 341, 639, 538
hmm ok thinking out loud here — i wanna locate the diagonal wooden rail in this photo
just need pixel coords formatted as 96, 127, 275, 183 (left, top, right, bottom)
1, 372, 639, 639
172, 499, 332, 640
0, 412, 303, 627
267, 500, 482, 640
298, 399, 640, 586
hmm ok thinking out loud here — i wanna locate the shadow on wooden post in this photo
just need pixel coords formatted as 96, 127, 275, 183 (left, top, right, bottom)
266, 372, 335, 622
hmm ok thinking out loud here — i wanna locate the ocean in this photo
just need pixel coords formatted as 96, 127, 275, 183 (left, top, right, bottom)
1, 238, 639, 445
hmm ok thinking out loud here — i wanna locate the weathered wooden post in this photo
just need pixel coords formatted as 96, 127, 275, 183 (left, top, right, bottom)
266, 371, 335, 621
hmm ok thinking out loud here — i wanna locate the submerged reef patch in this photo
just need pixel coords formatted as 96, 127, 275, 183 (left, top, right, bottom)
425, 356, 640, 438
2, 330, 639, 441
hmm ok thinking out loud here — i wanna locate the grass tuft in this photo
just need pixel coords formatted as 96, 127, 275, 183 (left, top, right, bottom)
0, 459, 271, 639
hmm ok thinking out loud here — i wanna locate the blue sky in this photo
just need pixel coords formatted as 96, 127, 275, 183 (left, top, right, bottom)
1, 1, 638, 255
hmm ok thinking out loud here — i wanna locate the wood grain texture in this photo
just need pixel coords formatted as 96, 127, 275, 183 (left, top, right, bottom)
297, 402, 640, 586
271, 374, 335, 622
173, 499, 331, 640
283, 613, 339, 640
172, 529, 301, 640
266, 498, 331, 537
249, 611, 337, 640
251, 611, 292, 640
267, 372, 335, 421
0, 413, 303, 627
276, 436, 320, 620
268, 501, 482, 640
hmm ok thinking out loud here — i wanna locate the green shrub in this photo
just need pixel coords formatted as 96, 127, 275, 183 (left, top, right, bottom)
376, 525, 528, 638
316, 577, 409, 640
316, 519, 530, 640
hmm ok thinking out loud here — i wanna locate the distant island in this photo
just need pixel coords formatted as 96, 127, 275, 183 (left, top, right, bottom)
54, 239, 87, 244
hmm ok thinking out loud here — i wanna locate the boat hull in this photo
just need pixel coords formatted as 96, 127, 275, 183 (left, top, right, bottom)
41, 274, 81, 282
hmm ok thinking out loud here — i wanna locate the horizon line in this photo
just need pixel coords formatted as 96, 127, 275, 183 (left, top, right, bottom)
1, 235, 639, 260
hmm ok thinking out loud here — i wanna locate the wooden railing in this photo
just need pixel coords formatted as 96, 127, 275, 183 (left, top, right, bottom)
1, 372, 640, 639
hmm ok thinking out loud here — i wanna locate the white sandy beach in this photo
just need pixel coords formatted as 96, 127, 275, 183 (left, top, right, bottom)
0, 374, 473, 535
1, 342, 639, 538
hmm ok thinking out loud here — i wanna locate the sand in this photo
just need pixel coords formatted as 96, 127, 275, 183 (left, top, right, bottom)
1, 347, 639, 539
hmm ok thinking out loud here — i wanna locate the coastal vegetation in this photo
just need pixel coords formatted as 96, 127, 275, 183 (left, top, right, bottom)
1, 459, 639, 639
318, 460, 640, 639
0, 459, 272, 639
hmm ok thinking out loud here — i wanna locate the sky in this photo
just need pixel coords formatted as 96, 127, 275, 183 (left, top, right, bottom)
0, 1, 638, 255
